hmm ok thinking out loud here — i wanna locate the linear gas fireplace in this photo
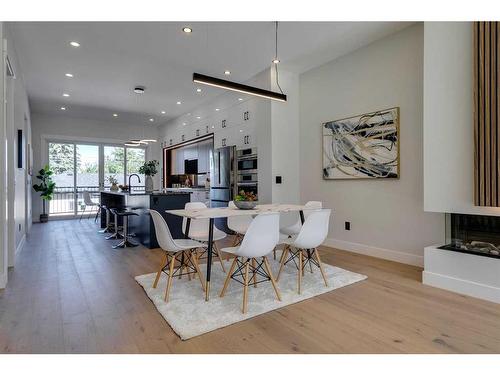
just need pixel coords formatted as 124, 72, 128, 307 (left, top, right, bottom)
439, 213, 500, 259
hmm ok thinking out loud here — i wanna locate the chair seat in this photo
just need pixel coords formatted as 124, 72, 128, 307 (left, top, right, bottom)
172, 239, 208, 250
280, 221, 302, 236
278, 234, 296, 245
188, 228, 227, 242
220, 246, 239, 255
114, 211, 139, 217
229, 223, 250, 235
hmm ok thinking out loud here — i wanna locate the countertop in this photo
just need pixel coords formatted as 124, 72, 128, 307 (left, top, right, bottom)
165, 187, 210, 192
101, 190, 191, 196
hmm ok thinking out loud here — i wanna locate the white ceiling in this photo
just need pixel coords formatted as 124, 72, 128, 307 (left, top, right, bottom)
9, 21, 412, 126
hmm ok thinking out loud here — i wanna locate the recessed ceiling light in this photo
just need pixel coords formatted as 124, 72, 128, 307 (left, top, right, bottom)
238, 98, 243, 101
60, 107, 66, 111
215, 108, 220, 111
182, 122, 186, 126
134, 86, 146, 94
65, 73, 74, 78
69, 41, 80, 47
182, 27, 192, 33
224, 70, 231, 75
196, 88, 202, 93
211, 126, 215, 129
161, 110, 166, 114
113, 113, 118, 117
187, 113, 191, 116
62, 93, 70, 97
272, 58, 280, 64
149, 118, 154, 122
176, 101, 182, 105
196, 116, 201, 119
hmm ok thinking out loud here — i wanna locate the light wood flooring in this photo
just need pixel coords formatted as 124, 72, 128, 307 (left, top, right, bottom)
1, 219, 499, 353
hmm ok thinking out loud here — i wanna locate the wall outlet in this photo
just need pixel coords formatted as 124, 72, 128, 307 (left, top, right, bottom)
275, 176, 282, 184
345, 221, 351, 231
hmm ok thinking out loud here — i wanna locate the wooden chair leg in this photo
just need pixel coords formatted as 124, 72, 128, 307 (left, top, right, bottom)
231, 234, 240, 247
164, 252, 177, 302
273, 248, 276, 260
314, 248, 329, 287
214, 242, 226, 273
242, 260, 250, 314
153, 253, 168, 288
191, 249, 206, 292
298, 250, 303, 294
276, 245, 290, 282
220, 257, 238, 297
263, 256, 281, 301
251, 258, 257, 288
186, 251, 192, 281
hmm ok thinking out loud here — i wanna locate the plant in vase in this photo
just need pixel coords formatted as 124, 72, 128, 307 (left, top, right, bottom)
32, 165, 56, 223
139, 160, 159, 192
107, 175, 119, 191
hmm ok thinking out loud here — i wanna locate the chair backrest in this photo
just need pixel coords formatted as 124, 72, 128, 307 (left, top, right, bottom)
150, 210, 180, 252
236, 213, 280, 258
304, 201, 322, 219
293, 209, 331, 249
83, 191, 93, 205
182, 201, 209, 235
227, 201, 253, 231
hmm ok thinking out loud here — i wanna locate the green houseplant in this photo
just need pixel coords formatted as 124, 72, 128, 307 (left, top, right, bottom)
33, 165, 56, 223
139, 160, 159, 192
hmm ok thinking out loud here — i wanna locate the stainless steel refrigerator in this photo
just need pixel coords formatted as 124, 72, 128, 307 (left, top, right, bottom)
209, 145, 237, 231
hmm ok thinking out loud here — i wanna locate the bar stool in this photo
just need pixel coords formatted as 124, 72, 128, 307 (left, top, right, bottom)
105, 208, 124, 240
111, 209, 139, 249
98, 205, 115, 234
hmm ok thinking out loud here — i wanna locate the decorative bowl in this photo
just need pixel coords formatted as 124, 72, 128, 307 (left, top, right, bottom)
233, 200, 258, 210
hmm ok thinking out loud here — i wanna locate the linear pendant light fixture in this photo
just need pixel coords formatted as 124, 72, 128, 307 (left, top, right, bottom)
193, 73, 286, 102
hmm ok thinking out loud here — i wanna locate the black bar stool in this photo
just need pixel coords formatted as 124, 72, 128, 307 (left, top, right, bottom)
105, 208, 125, 240
111, 209, 139, 248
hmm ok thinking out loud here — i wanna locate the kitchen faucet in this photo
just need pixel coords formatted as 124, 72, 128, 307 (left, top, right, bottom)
128, 174, 141, 192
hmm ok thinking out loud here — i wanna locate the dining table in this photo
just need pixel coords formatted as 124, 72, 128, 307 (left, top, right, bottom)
165, 203, 308, 301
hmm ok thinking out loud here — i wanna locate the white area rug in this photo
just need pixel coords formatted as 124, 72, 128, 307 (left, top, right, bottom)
135, 255, 367, 340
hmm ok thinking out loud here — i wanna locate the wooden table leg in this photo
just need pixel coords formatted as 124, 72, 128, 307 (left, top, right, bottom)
205, 218, 214, 301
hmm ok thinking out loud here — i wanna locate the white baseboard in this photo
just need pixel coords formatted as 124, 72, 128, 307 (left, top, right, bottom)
15, 234, 26, 257
0, 272, 6, 289
323, 238, 424, 267
423, 270, 500, 304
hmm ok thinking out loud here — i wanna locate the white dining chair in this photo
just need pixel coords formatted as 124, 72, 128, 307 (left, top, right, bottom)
80, 191, 100, 221
182, 202, 228, 272
227, 200, 253, 246
277, 209, 331, 294
150, 210, 206, 302
219, 213, 281, 314
279, 201, 323, 236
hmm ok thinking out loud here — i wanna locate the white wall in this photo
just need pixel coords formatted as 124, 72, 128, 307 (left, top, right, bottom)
423, 22, 500, 216
299, 23, 444, 266
30, 113, 159, 220
0, 22, 7, 288
4, 24, 32, 265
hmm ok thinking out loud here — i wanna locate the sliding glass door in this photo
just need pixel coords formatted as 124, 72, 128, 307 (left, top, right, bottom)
48, 141, 146, 217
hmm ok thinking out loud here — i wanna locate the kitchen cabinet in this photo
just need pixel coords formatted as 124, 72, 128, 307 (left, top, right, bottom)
176, 147, 185, 175
234, 122, 256, 149
190, 189, 209, 204
197, 140, 211, 174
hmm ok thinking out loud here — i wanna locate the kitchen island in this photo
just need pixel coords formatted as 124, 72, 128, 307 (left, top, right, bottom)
100, 190, 191, 248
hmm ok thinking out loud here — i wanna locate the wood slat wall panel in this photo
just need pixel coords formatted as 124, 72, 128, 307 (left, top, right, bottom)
474, 21, 500, 206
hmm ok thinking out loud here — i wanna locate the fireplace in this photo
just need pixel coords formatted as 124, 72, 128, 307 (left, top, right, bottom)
439, 214, 500, 259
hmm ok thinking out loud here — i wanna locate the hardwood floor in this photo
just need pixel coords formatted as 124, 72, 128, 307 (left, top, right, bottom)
1, 219, 499, 353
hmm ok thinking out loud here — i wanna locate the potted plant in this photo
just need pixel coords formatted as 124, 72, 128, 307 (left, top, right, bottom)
107, 175, 119, 191
139, 160, 159, 192
32, 165, 56, 223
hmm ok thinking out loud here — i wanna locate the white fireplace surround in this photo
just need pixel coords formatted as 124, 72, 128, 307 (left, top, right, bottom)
423, 245, 500, 304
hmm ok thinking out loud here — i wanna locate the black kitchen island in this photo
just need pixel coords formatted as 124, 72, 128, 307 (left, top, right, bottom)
100, 191, 191, 248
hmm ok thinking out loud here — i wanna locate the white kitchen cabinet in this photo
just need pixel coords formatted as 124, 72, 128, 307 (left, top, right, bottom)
190, 189, 209, 203
234, 122, 256, 149
197, 140, 211, 174
176, 147, 185, 175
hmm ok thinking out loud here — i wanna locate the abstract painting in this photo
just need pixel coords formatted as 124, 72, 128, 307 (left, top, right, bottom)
322, 107, 399, 179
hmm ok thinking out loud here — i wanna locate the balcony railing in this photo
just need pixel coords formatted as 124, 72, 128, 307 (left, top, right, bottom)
49, 185, 147, 216
49, 186, 101, 215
